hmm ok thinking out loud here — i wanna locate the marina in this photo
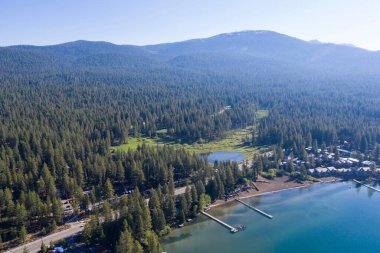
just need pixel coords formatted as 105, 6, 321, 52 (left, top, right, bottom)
163, 181, 380, 253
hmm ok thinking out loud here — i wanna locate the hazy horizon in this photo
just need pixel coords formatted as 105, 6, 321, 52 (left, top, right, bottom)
1, 30, 378, 53
1, 0, 380, 51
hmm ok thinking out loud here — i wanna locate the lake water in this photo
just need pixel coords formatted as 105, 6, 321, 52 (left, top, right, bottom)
162, 181, 380, 253
205, 151, 245, 163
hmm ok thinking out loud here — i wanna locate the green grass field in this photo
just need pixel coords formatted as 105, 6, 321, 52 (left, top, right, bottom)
256, 109, 269, 119
112, 127, 258, 159
112, 109, 269, 159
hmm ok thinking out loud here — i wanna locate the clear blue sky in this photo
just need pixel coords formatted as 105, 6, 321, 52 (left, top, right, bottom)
1, 0, 379, 50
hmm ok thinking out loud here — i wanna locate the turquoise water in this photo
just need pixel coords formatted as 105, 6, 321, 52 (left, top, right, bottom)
163, 182, 380, 253
205, 151, 245, 163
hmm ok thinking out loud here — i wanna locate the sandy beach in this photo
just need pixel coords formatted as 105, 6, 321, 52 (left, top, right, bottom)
210, 175, 340, 208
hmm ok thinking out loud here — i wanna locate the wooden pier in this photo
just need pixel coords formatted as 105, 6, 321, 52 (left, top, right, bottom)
201, 211, 238, 233
353, 179, 380, 192
235, 198, 273, 219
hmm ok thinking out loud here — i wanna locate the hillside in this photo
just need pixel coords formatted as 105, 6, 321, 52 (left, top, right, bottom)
1, 31, 380, 78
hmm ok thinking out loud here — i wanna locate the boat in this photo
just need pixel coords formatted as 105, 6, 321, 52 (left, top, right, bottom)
230, 228, 238, 233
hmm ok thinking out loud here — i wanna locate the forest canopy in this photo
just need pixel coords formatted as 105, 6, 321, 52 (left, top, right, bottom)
1, 31, 380, 250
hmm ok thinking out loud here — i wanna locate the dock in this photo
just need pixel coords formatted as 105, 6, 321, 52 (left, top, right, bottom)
353, 179, 380, 192
235, 198, 273, 219
200, 211, 238, 233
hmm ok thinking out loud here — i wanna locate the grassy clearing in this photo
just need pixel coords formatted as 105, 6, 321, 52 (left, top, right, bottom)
256, 109, 269, 119
112, 110, 269, 160
182, 126, 258, 159
112, 126, 258, 159
112, 137, 159, 151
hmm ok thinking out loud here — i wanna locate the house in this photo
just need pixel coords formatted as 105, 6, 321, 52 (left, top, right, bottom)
327, 166, 337, 172
315, 167, 330, 176
264, 151, 274, 157
336, 168, 351, 174
362, 161, 374, 166
359, 167, 372, 172
348, 158, 359, 163
337, 148, 352, 155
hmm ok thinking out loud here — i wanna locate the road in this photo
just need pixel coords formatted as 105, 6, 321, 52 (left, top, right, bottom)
174, 186, 188, 195
9, 222, 84, 253
9, 186, 187, 253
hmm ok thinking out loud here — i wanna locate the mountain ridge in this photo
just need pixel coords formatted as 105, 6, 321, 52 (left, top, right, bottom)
1, 30, 379, 78
2, 30, 377, 53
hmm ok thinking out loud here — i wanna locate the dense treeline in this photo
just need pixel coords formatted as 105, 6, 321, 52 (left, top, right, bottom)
81, 154, 254, 253
0, 68, 254, 248
1, 35, 380, 251
255, 80, 380, 158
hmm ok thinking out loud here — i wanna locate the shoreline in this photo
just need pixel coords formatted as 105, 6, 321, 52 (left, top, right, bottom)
210, 176, 341, 208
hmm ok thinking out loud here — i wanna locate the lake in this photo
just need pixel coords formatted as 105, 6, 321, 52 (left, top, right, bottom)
204, 151, 245, 163
162, 181, 380, 253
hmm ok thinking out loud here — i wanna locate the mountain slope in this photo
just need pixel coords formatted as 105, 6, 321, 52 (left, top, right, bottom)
145, 30, 380, 75
1, 30, 380, 78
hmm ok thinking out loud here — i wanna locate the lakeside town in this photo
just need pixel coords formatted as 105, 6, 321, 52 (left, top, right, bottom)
261, 143, 380, 180
5, 138, 380, 253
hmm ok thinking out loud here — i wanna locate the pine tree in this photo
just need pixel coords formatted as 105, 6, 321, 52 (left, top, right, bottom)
145, 231, 163, 253
115, 222, 134, 253
149, 189, 160, 210
19, 225, 27, 243
15, 203, 27, 226
190, 185, 198, 205
168, 167, 175, 195
50, 220, 57, 232
185, 186, 192, 207
179, 195, 189, 217
40, 242, 48, 253
102, 201, 112, 223
82, 217, 96, 244
104, 179, 114, 199
52, 198, 63, 224
132, 240, 144, 253
178, 210, 185, 225
152, 208, 166, 233
163, 196, 176, 225
195, 180, 205, 196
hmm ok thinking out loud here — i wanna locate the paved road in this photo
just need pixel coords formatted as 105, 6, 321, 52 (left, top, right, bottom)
9, 186, 187, 253
9, 222, 84, 253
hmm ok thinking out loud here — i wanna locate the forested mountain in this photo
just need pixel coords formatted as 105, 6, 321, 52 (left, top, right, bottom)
1, 31, 380, 251
147, 30, 380, 75
2, 30, 380, 76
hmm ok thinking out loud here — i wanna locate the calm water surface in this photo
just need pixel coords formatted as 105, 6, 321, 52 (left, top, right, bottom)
205, 151, 245, 163
163, 181, 380, 253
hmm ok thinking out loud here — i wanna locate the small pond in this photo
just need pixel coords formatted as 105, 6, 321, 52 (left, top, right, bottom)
202, 151, 245, 163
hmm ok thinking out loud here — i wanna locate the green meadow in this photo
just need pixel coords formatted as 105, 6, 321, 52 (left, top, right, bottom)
112, 110, 268, 159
